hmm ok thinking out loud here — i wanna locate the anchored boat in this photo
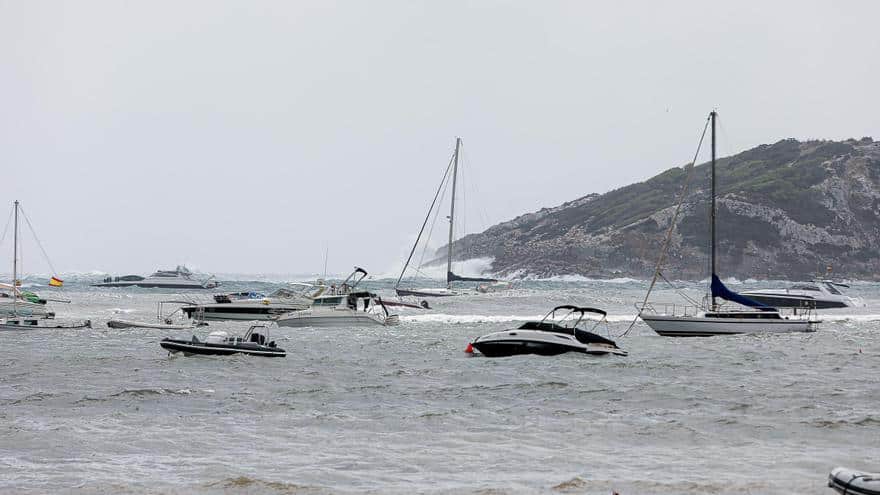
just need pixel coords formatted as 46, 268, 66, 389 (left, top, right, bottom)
274, 291, 399, 328
470, 305, 626, 357
637, 112, 819, 336
93, 266, 219, 289
395, 138, 507, 298
160, 325, 285, 357
741, 280, 860, 309
0, 200, 90, 330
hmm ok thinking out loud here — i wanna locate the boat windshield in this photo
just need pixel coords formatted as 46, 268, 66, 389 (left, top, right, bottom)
822, 283, 842, 295
790, 285, 820, 291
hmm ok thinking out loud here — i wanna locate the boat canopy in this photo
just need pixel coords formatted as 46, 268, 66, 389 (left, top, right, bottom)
447, 271, 498, 284
711, 274, 775, 311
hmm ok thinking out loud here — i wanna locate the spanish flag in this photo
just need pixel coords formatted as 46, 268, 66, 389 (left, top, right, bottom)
49, 276, 63, 287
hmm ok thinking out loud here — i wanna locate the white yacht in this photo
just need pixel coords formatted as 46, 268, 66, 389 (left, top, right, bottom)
741, 280, 860, 309
180, 287, 314, 322
93, 266, 219, 289
274, 292, 399, 328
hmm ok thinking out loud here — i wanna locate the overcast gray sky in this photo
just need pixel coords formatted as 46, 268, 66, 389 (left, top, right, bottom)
2, 1, 878, 276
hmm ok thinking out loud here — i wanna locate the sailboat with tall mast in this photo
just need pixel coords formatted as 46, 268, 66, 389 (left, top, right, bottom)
395, 138, 502, 298
638, 111, 818, 336
1, 200, 90, 330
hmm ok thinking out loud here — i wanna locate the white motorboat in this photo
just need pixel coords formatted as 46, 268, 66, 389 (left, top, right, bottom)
741, 280, 860, 309
395, 138, 506, 298
274, 292, 400, 328
180, 287, 313, 322
310, 267, 369, 306
637, 112, 819, 337
1, 316, 91, 330
469, 305, 627, 357
93, 266, 219, 289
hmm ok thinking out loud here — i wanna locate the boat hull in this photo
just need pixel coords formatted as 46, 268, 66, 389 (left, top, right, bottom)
159, 338, 286, 357
641, 314, 816, 337
472, 328, 627, 358
828, 467, 880, 495
181, 304, 306, 321
396, 288, 458, 298
1, 318, 91, 330
93, 282, 215, 289
473, 339, 624, 357
108, 319, 194, 330
275, 312, 389, 328
739, 293, 849, 309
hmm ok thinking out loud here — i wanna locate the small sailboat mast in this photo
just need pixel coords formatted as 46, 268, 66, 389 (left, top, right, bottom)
709, 111, 717, 311
12, 200, 19, 316
446, 137, 461, 289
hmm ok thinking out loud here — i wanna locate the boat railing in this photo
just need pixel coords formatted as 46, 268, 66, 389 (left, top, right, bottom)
636, 301, 703, 317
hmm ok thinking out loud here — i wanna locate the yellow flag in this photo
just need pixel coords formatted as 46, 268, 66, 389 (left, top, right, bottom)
49, 276, 63, 287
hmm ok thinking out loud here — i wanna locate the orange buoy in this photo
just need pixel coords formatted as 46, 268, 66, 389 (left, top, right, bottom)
464, 343, 474, 354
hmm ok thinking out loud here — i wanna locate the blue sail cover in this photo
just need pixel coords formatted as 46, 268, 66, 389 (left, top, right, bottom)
711, 274, 775, 311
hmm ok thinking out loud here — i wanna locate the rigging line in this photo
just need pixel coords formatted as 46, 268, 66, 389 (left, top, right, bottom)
620, 114, 711, 338
416, 173, 452, 277
657, 270, 701, 307
18, 206, 59, 276
396, 151, 456, 287
0, 207, 13, 247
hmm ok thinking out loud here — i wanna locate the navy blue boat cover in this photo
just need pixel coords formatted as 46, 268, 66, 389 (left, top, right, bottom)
711, 274, 775, 311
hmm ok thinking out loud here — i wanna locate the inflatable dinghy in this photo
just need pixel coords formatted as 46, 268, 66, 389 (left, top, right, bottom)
829, 467, 880, 495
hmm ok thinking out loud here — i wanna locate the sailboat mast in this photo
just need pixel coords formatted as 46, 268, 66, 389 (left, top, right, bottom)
12, 200, 19, 316
710, 111, 717, 311
446, 137, 460, 289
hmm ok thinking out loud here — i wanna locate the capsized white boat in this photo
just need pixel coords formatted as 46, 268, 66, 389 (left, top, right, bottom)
828, 467, 880, 495
637, 112, 819, 337
274, 291, 399, 328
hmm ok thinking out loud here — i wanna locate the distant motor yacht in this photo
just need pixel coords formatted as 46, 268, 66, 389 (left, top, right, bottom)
741, 280, 860, 309
93, 266, 219, 289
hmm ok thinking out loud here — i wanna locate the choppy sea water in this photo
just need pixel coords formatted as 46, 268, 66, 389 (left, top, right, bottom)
1, 277, 879, 494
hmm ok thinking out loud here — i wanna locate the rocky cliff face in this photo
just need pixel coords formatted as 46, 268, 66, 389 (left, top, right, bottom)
447, 137, 880, 280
